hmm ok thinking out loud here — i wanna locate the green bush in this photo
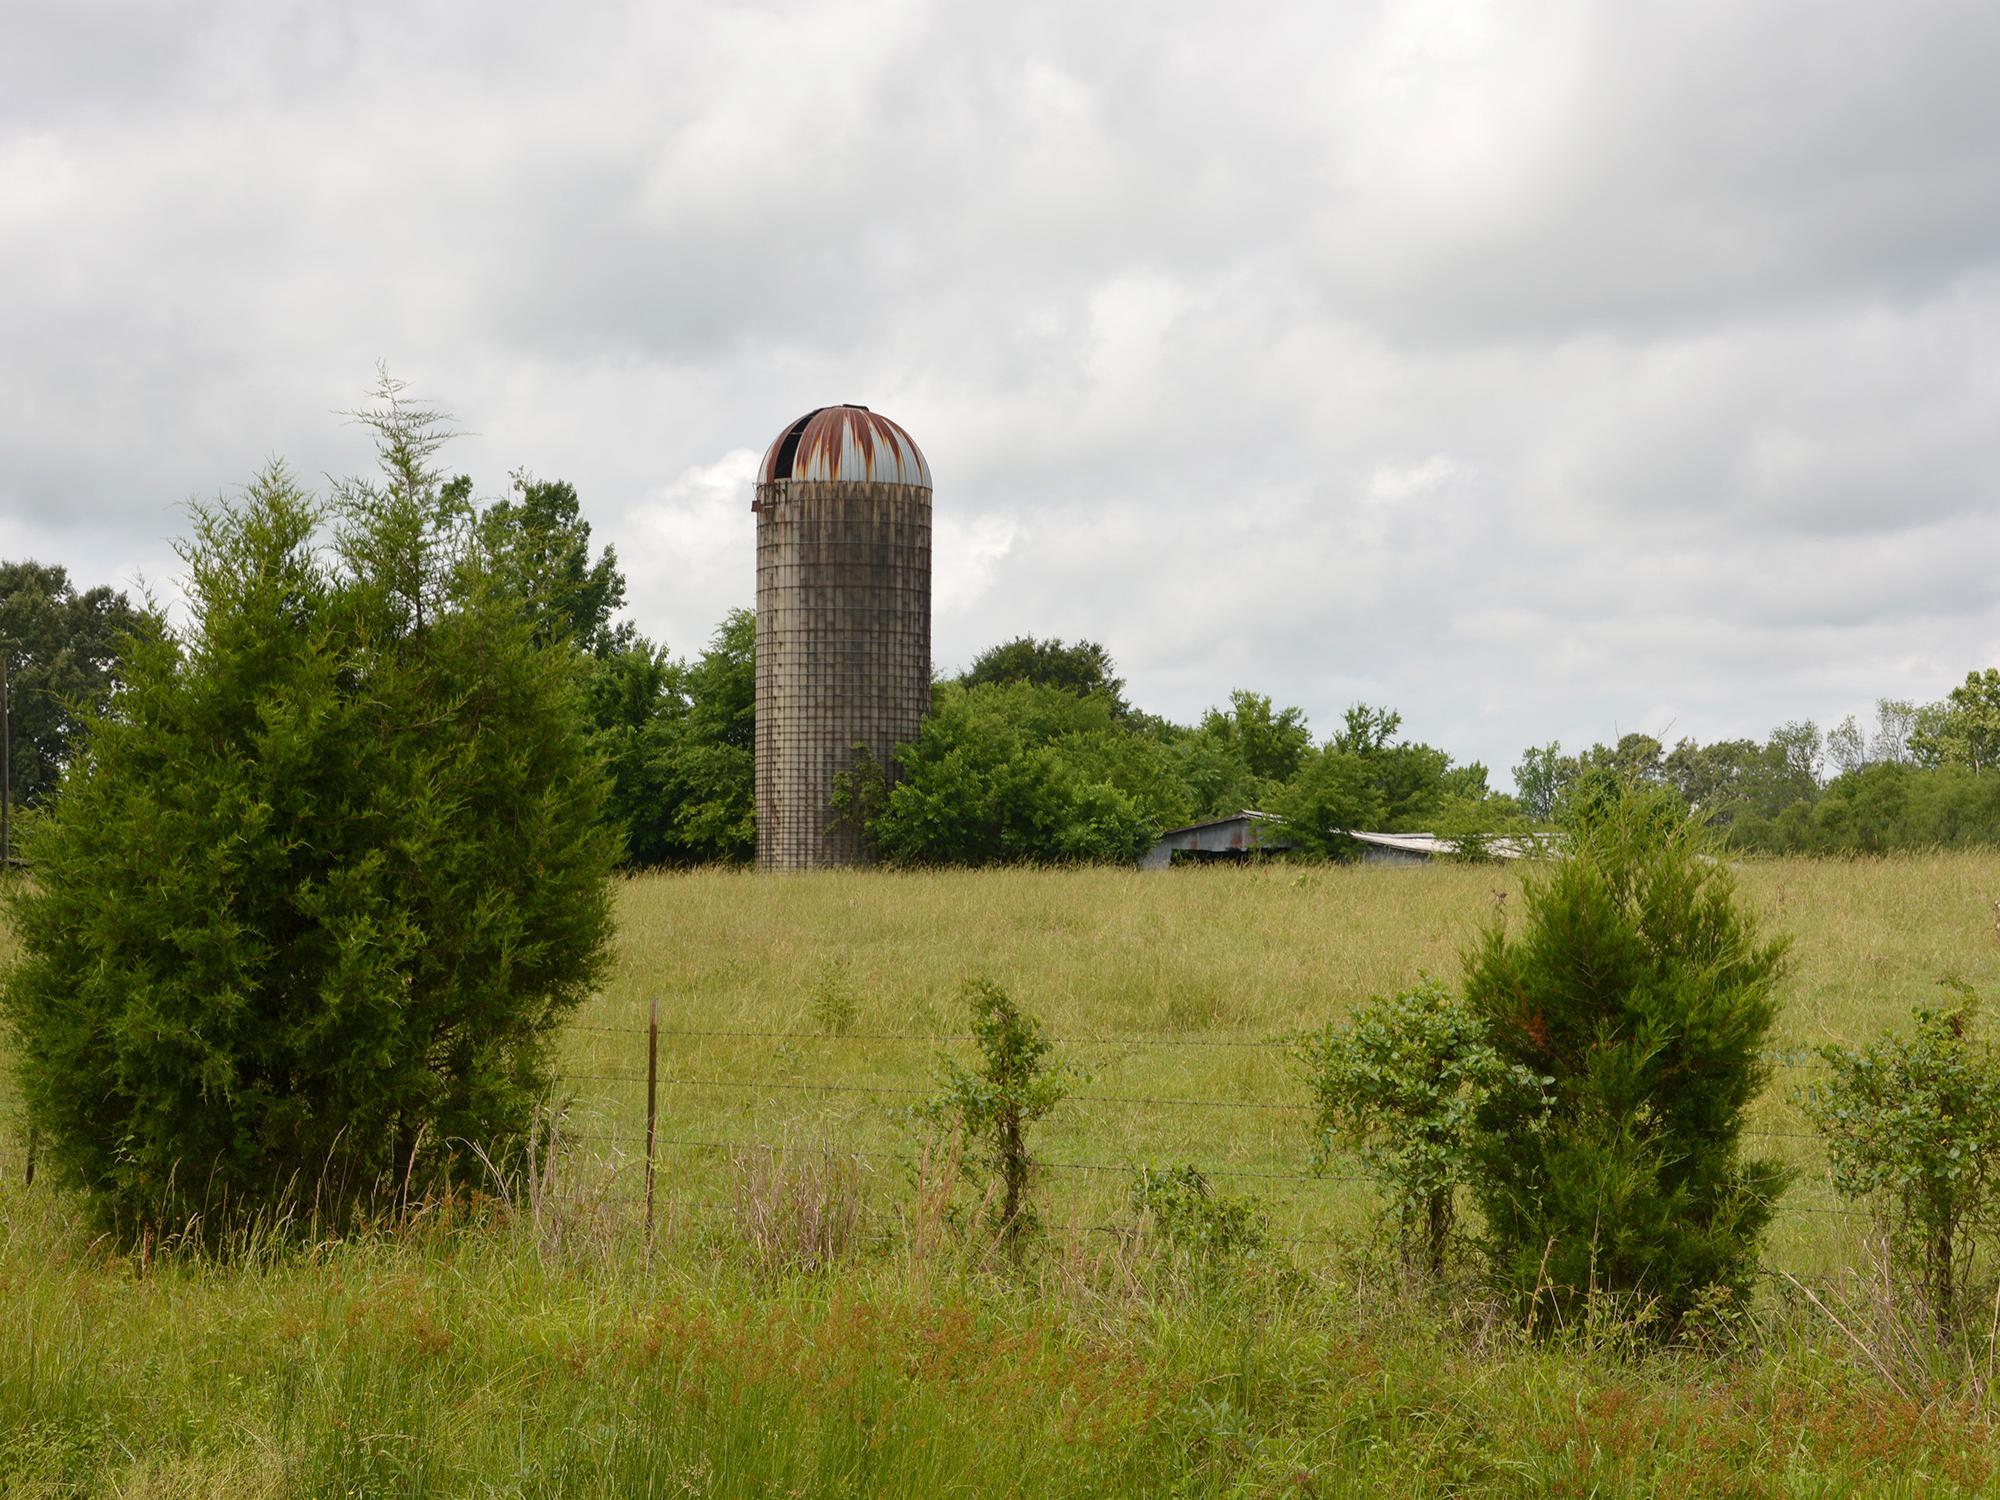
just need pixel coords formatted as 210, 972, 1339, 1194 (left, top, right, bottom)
919, 979, 1075, 1238
1297, 978, 1505, 1276
1128, 1164, 1270, 1262
0, 386, 617, 1240
1464, 787, 1790, 1332
1798, 980, 2000, 1335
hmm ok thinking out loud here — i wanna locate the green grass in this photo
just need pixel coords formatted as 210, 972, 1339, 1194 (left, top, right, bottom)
7, 854, 2000, 1496
562, 856, 2000, 1273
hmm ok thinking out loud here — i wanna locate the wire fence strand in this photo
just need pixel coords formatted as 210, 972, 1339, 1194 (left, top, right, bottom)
550, 1016, 1868, 1230
566, 1021, 1837, 1067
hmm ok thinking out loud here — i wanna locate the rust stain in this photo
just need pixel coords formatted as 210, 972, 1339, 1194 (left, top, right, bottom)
758, 405, 932, 489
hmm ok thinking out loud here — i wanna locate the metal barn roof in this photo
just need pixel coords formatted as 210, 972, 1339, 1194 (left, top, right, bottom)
1346, 831, 1546, 860
1142, 816, 1551, 868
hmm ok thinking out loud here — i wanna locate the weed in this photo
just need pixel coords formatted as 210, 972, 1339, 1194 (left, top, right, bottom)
1799, 978, 2000, 1336
919, 979, 1077, 1240
730, 1134, 867, 1276
807, 957, 861, 1035
1296, 977, 1500, 1278
1128, 1165, 1270, 1261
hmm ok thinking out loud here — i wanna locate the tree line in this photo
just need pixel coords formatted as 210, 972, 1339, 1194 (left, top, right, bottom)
1518, 678, 2000, 855
7, 484, 2000, 866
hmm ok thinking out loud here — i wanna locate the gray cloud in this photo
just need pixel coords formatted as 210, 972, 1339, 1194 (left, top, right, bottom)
4, 0, 1999, 787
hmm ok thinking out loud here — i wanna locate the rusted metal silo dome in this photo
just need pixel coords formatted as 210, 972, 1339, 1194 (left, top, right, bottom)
754, 405, 932, 870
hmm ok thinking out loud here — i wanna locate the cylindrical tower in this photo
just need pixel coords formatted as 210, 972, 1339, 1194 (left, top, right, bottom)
754, 405, 932, 870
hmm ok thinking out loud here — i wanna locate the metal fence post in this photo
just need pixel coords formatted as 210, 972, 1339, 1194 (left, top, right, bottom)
2, 641, 12, 871
644, 997, 659, 1243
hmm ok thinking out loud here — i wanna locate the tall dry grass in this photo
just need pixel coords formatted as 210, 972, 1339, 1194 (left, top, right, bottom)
728, 1132, 869, 1276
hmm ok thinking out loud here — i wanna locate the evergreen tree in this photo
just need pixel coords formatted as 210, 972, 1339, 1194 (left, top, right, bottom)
0, 379, 617, 1239
1464, 786, 1790, 1331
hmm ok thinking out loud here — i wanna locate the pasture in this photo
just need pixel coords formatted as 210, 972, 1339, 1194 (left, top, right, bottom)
565, 855, 2000, 1273
6, 854, 2000, 1496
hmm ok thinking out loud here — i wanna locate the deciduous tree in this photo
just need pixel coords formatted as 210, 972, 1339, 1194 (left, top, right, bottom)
960, 635, 1129, 718
1911, 670, 2000, 773
0, 560, 147, 806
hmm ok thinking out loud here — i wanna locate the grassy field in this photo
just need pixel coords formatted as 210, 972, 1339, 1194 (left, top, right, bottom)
7, 854, 2000, 1496
563, 854, 2000, 1272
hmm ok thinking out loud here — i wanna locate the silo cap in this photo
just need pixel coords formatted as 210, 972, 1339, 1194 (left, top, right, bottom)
759, 406, 931, 489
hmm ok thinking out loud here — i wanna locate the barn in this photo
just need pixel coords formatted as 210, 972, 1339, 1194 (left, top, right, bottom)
1138, 811, 1291, 869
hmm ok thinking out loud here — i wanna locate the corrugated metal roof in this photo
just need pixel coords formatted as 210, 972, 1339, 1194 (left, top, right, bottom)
1347, 831, 1453, 855
1152, 810, 1281, 839
1146, 821, 1551, 860
1348, 831, 1550, 860
759, 405, 932, 489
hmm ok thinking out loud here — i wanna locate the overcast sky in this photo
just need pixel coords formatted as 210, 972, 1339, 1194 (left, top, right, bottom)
5, 0, 1998, 786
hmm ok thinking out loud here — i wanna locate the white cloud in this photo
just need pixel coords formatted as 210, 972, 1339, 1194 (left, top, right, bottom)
4, 0, 2000, 788
933, 513, 1022, 633
624, 449, 759, 654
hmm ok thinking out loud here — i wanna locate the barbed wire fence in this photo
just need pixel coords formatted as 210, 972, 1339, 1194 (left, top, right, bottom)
552, 1011, 1867, 1255
0, 1012, 1875, 1276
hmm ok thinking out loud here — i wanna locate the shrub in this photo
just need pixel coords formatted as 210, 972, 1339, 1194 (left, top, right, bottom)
0, 383, 617, 1240
1297, 978, 1503, 1276
919, 979, 1074, 1238
1464, 786, 1790, 1332
1798, 980, 2000, 1336
1128, 1164, 1270, 1261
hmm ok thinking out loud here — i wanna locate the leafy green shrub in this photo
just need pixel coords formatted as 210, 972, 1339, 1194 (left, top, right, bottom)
919, 979, 1075, 1238
1297, 978, 1503, 1276
1798, 980, 2000, 1334
1464, 787, 1790, 1332
1128, 1164, 1270, 1261
0, 384, 617, 1240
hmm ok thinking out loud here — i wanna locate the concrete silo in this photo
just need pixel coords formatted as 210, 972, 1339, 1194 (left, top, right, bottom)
753, 405, 932, 870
